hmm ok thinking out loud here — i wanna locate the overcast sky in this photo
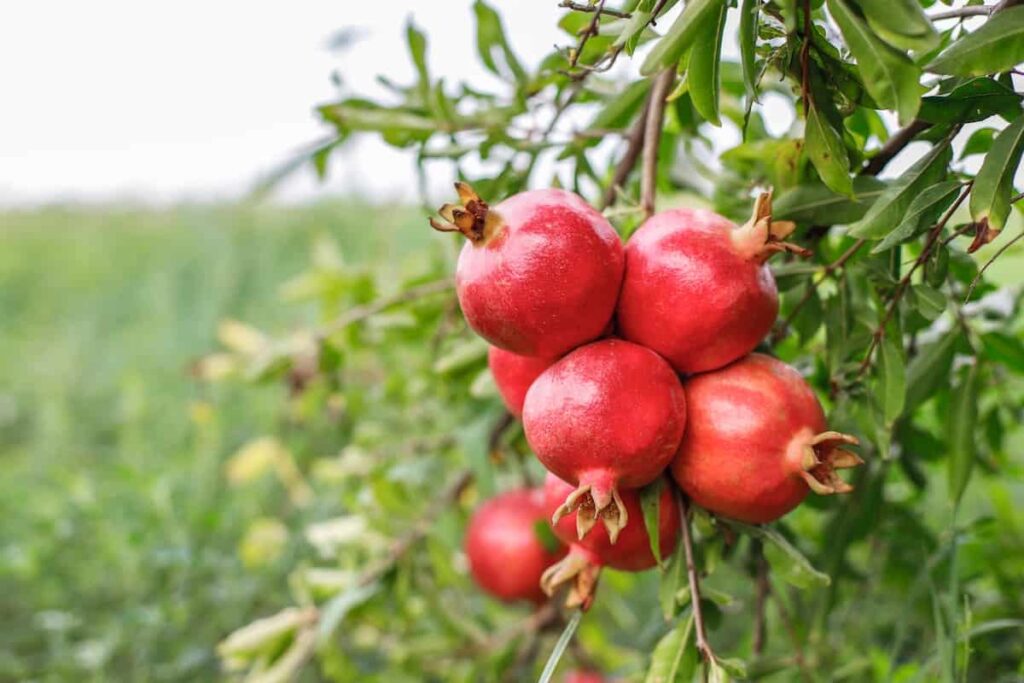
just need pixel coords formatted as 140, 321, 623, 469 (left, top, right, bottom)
0, 1, 571, 206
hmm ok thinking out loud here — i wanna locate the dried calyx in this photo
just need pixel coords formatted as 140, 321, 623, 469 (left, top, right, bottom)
799, 431, 863, 495
731, 191, 810, 264
539, 548, 602, 611
551, 480, 629, 543
429, 182, 504, 244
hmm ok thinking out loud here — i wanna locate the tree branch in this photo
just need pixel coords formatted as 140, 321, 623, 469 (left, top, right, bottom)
559, 0, 631, 18
641, 69, 676, 219
601, 99, 651, 209
677, 491, 717, 664
929, 5, 992, 19
859, 119, 932, 177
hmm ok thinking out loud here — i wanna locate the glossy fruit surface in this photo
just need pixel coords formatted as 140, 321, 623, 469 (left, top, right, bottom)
616, 193, 805, 375
464, 488, 565, 604
540, 473, 679, 609
488, 346, 554, 418
671, 353, 862, 523
523, 339, 686, 542
431, 184, 624, 358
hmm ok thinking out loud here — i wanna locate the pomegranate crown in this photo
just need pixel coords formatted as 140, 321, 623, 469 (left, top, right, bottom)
731, 191, 810, 264
429, 182, 504, 244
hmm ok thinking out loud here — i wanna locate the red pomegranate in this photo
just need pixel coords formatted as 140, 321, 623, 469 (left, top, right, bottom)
541, 473, 679, 610
429, 183, 624, 358
464, 488, 566, 604
488, 346, 555, 418
522, 339, 686, 543
671, 353, 862, 524
616, 193, 808, 375
564, 670, 606, 683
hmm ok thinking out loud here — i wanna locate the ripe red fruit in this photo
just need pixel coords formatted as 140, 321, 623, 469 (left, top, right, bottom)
616, 193, 808, 375
523, 339, 686, 543
488, 346, 554, 418
541, 473, 679, 609
430, 183, 624, 358
464, 488, 565, 604
564, 670, 607, 683
671, 353, 863, 524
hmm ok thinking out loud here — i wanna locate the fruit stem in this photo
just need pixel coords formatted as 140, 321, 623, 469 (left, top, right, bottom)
676, 489, 718, 665
731, 191, 810, 264
428, 182, 504, 244
798, 430, 863, 495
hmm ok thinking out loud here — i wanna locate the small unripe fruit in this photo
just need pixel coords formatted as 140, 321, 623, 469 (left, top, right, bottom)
488, 346, 554, 418
464, 488, 565, 604
430, 183, 624, 358
616, 193, 808, 375
523, 339, 686, 543
671, 353, 863, 524
540, 473, 679, 610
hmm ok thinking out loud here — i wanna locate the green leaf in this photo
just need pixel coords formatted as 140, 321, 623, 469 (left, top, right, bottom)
659, 541, 687, 620
805, 102, 853, 195
876, 336, 906, 422
905, 331, 959, 412
739, 0, 760, 102
826, 0, 922, 124
688, 2, 728, 126
640, 478, 665, 567
912, 284, 948, 321
640, 0, 726, 76
588, 79, 652, 132
538, 610, 583, 683
928, 6, 1024, 76
644, 614, 696, 683
961, 127, 997, 158
947, 362, 980, 505
711, 657, 749, 681
726, 522, 830, 588
919, 78, 1022, 125
405, 19, 430, 99
871, 180, 962, 253
773, 176, 887, 223
853, 0, 938, 51
473, 0, 527, 85
981, 332, 1024, 372
849, 139, 952, 238
970, 113, 1024, 233
317, 582, 379, 643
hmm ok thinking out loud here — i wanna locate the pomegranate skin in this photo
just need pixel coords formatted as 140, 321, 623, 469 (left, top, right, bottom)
544, 474, 679, 572
616, 207, 779, 375
488, 346, 554, 418
455, 188, 624, 358
671, 354, 862, 524
523, 339, 686, 541
464, 488, 566, 604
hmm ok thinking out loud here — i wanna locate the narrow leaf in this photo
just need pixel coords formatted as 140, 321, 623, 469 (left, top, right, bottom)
849, 140, 952, 238
947, 363, 980, 505
640, 0, 726, 76
645, 614, 696, 683
905, 331, 959, 412
871, 180, 962, 253
640, 478, 665, 567
912, 284, 948, 321
726, 522, 830, 588
969, 113, 1024, 233
740, 0, 760, 102
688, 3, 728, 126
317, 582, 379, 643
659, 541, 687, 620
473, 0, 527, 85
928, 6, 1024, 76
806, 102, 853, 195
876, 336, 906, 422
980, 332, 1024, 372
827, 0, 922, 124
854, 0, 938, 51
773, 176, 887, 224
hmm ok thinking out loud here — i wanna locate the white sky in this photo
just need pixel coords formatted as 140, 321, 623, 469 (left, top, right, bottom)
0, 1, 571, 206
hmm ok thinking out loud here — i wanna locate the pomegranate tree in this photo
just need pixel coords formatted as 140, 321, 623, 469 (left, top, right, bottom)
671, 353, 863, 524
430, 183, 624, 358
616, 193, 808, 375
522, 339, 686, 542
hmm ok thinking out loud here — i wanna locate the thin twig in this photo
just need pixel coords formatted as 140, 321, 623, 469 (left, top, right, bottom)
800, 0, 812, 115
677, 492, 717, 664
641, 69, 675, 219
601, 100, 651, 209
560, 0, 631, 18
929, 5, 992, 19
856, 182, 972, 379
319, 278, 455, 339
964, 230, 1024, 302
463, 601, 561, 657
570, 0, 607, 67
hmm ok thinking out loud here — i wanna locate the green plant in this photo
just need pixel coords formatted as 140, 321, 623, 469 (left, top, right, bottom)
212, 1, 1024, 680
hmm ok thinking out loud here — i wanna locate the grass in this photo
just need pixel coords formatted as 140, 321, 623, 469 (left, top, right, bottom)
0, 201, 426, 680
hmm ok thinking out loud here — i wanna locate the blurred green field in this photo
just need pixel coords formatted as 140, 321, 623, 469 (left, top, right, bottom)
0, 202, 428, 680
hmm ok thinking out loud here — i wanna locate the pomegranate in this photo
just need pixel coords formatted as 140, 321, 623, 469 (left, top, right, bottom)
670, 353, 863, 524
541, 473, 679, 610
564, 670, 606, 683
488, 346, 554, 418
616, 193, 808, 375
429, 183, 624, 358
464, 488, 565, 604
522, 339, 686, 542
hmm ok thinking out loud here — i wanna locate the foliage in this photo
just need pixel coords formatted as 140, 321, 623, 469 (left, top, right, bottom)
217, 0, 1024, 680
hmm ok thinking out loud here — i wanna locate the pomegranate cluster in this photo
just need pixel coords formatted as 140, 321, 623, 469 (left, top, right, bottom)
439, 184, 862, 609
